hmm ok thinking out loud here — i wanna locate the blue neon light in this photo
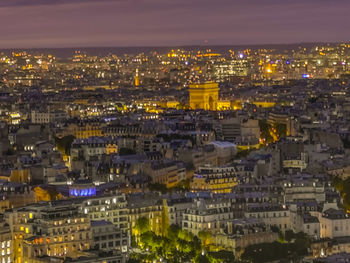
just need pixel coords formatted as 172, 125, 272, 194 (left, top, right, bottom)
69, 187, 96, 197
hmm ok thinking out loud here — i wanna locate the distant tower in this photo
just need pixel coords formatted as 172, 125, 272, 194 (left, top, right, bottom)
134, 68, 140, 87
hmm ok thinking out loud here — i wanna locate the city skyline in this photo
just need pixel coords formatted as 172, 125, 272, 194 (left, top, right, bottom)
2, 1, 350, 263
0, 0, 349, 48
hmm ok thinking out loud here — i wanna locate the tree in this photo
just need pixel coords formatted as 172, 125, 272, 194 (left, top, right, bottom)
235, 149, 252, 159
275, 123, 287, 139
333, 177, 350, 210
284, 230, 294, 242
167, 224, 181, 241
270, 225, 280, 234
119, 147, 136, 156
4, 147, 15, 156
333, 176, 343, 192
342, 138, 350, 149
131, 224, 213, 263
55, 135, 75, 155
259, 120, 273, 143
242, 242, 289, 263
242, 235, 310, 263
293, 232, 310, 255
198, 231, 212, 247
127, 258, 141, 263
140, 231, 156, 247
172, 179, 191, 191
134, 217, 150, 236
195, 254, 210, 263
148, 183, 168, 193
178, 229, 194, 242
209, 250, 235, 263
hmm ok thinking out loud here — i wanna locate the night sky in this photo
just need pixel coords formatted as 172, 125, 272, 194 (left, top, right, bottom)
0, 0, 349, 48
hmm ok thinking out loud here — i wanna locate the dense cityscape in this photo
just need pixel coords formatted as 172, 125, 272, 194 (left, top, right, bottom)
0, 42, 349, 263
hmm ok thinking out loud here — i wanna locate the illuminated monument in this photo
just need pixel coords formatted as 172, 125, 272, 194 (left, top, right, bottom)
189, 82, 219, 110
134, 68, 140, 87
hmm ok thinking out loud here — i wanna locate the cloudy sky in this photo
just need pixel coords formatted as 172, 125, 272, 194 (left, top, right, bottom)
0, 0, 349, 48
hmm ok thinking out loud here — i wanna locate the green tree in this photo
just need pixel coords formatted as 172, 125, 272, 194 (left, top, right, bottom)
167, 224, 181, 241
134, 217, 150, 236
140, 231, 156, 247
119, 147, 136, 155
275, 123, 287, 139
127, 258, 141, 263
55, 135, 75, 155
172, 179, 191, 191
209, 250, 235, 263
148, 183, 168, 193
131, 224, 214, 263
259, 120, 273, 143
333, 177, 350, 210
284, 230, 294, 242
198, 231, 212, 247
242, 235, 310, 263
235, 149, 253, 159
292, 232, 310, 255
178, 229, 194, 242
195, 254, 210, 263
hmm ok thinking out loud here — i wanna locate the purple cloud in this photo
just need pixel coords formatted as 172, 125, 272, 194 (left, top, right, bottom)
0, 0, 121, 7
0, 0, 349, 48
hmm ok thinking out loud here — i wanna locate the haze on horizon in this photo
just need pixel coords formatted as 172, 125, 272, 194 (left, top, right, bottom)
0, 0, 349, 49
